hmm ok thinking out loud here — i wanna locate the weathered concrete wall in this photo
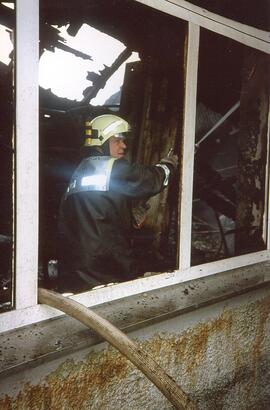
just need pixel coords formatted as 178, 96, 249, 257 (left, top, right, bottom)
0, 285, 269, 409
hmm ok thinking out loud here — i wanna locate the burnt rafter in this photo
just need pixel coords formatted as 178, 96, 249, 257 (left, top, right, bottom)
40, 24, 93, 61
55, 42, 93, 61
0, 4, 14, 29
81, 47, 132, 104
0, 5, 92, 62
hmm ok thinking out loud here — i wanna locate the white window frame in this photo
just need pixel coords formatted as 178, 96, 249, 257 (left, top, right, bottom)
1, 0, 269, 333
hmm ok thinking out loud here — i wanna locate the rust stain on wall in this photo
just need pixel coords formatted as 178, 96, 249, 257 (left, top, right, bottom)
143, 308, 233, 377
142, 296, 270, 384
1, 296, 269, 409
252, 296, 270, 381
0, 348, 131, 410
0, 395, 12, 410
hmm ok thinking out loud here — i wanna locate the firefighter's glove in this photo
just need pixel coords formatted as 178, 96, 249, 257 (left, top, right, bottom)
160, 154, 179, 172
132, 201, 150, 229
156, 154, 178, 186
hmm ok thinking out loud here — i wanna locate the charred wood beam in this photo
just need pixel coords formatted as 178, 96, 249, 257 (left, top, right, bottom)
0, 7, 91, 62
40, 23, 92, 60
54, 42, 93, 61
80, 47, 132, 105
66, 22, 82, 37
235, 49, 270, 254
40, 22, 65, 46
0, 4, 14, 29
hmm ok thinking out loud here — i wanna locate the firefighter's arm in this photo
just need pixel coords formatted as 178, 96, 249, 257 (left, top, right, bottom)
109, 154, 178, 198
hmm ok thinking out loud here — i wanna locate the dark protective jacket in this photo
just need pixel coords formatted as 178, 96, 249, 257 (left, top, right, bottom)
58, 155, 167, 290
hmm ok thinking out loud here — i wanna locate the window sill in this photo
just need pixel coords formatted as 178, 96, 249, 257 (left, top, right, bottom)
0, 260, 270, 379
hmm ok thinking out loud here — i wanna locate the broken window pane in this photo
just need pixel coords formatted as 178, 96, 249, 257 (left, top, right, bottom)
0, 3, 14, 311
39, 0, 186, 293
191, 29, 270, 265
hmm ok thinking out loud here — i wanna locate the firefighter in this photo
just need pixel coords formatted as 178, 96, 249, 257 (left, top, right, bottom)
58, 114, 178, 292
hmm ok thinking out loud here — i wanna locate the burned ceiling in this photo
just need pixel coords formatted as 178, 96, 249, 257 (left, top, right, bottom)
39, 0, 185, 65
1, 0, 267, 112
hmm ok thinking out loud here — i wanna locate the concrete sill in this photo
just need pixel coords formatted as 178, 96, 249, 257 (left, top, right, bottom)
1, 261, 270, 379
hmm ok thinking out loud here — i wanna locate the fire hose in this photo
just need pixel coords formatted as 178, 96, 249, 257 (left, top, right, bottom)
38, 288, 196, 410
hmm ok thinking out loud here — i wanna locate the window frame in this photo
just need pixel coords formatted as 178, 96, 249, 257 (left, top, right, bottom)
15, 0, 39, 311
1, 0, 269, 333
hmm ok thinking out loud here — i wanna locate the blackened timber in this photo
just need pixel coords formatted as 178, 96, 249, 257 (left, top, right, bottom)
135, 46, 184, 267
0, 4, 14, 29
235, 49, 270, 254
80, 48, 132, 104
40, 24, 93, 61
55, 42, 93, 61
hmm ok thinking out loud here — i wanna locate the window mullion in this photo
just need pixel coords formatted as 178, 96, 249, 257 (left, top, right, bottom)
15, 0, 39, 309
178, 23, 199, 270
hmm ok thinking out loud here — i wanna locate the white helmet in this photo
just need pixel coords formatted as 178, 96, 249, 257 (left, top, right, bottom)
84, 114, 130, 147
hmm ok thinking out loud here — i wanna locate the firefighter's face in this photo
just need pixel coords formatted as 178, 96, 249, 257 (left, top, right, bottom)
109, 136, 127, 158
